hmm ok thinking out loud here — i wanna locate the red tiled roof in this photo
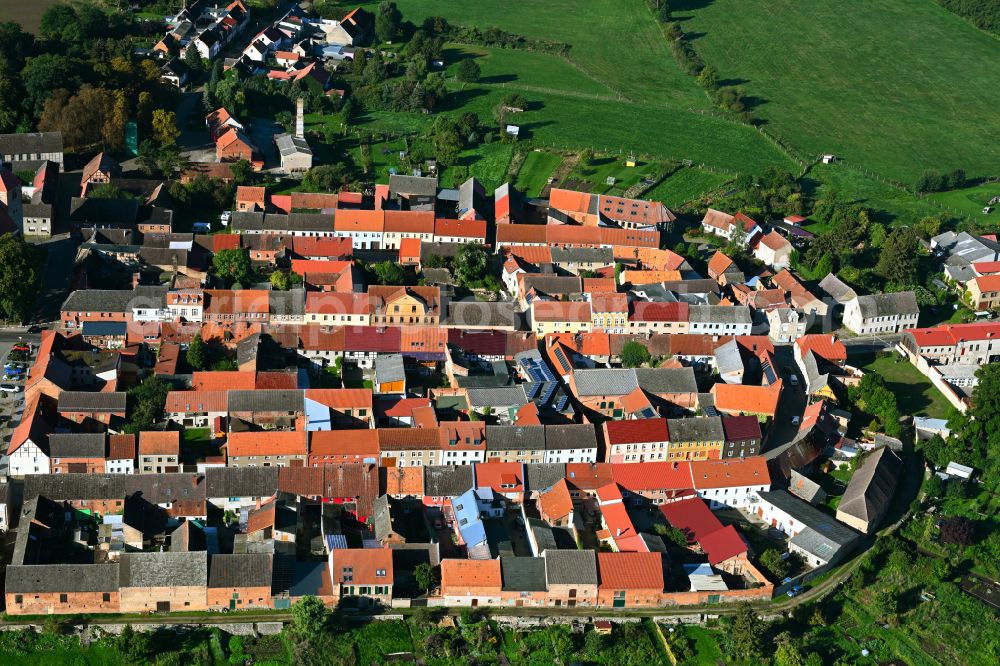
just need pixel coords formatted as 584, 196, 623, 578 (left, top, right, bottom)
721, 415, 762, 442
193, 371, 256, 391
659, 497, 747, 564
384, 210, 434, 234
474, 462, 524, 492
310, 429, 378, 456
605, 418, 668, 445
441, 559, 501, 590
166, 390, 228, 413
758, 230, 790, 251
213, 234, 242, 252
334, 209, 384, 232
599, 194, 674, 227
227, 430, 307, 457
972, 261, 1000, 275
597, 552, 664, 590
503, 245, 552, 265
434, 218, 486, 239
292, 237, 351, 259
496, 224, 547, 245
590, 293, 628, 314
306, 389, 372, 410
612, 462, 694, 492
330, 548, 393, 585
108, 434, 136, 460
631, 301, 688, 322
908, 321, 1000, 348
583, 277, 617, 293
378, 427, 441, 451
306, 292, 369, 315
399, 237, 421, 261
707, 251, 735, 277
255, 371, 298, 390
138, 431, 179, 456
795, 334, 847, 363
689, 457, 769, 489
547, 224, 602, 246
400, 326, 447, 353
711, 382, 782, 417
538, 478, 573, 521
549, 188, 594, 215
699, 525, 748, 565
384, 465, 425, 496
598, 227, 658, 248
378, 397, 432, 419
532, 300, 591, 323
565, 462, 614, 492
972, 274, 1000, 292
277, 466, 324, 496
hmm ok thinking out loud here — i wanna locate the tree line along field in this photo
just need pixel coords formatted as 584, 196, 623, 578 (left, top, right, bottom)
676, 0, 1000, 184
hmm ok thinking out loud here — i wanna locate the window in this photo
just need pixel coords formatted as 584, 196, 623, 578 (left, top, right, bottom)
103, 592, 111, 602
376, 568, 386, 577
15, 595, 22, 604
342, 567, 354, 582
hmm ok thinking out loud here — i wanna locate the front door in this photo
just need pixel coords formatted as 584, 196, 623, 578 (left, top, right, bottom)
156, 601, 170, 612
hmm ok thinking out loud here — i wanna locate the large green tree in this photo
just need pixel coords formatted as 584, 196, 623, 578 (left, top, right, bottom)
729, 603, 763, 661
213, 248, 254, 286
375, 1, 403, 42
876, 227, 919, 286
0, 235, 42, 323
124, 377, 170, 434
454, 243, 490, 287
621, 341, 651, 368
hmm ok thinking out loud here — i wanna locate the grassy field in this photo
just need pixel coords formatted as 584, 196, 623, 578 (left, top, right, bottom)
678, 0, 1000, 183
643, 167, 734, 207
349, 2, 797, 176
858, 353, 953, 419
515, 150, 563, 196
804, 162, 955, 226
0, 0, 60, 33
927, 181, 1000, 226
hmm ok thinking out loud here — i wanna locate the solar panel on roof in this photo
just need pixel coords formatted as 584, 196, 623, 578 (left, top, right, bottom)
761, 358, 777, 385
326, 534, 348, 550
704, 406, 720, 417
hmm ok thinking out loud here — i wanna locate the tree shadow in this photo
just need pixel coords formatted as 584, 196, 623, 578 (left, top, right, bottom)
718, 78, 750, 88
443, 86, 489, 111
671, 0, 718, 10
480, 73, 517, 84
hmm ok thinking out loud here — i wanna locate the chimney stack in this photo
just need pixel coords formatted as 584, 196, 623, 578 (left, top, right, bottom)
295, 98, 304, 139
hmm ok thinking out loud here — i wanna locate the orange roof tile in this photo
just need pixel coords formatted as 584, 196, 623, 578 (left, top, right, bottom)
614, 247, 686, 272
331, 548, 393, 585
193, 371, 256, 391
565, 462, 614, 492
290, 259, 352, 276
475, 462, 524, 492
138, 430, 179, 456
538, 478, 573, 521
589, 293, 628, 314
583, 277, 617, 293
384, 210, 435, 233
227, 430, 307, 457
400, 326, 447, 353
434, 218, 486, 239
108, 434, 136, 460
621, 269, 682, 285
441, 558, 501, 590
165, 390, 229, 413
549, 188, 595, 214
795, 334, 847, 363
384, 465, 425, 496
306, 389, 372, 410
598, 552, 664, 590
496, 224, 547, 245
399, 237, 421, 261
711, 382, 782, 417
689, 457, 769, 489
309, 429, 379, 456
334, 209, 385, 232
305, 292, 369, 315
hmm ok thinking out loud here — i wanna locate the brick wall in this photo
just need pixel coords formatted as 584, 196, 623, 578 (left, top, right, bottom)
6, 591, 120, 615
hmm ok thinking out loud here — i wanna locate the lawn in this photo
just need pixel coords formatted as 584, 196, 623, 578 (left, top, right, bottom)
643, 167, 734, 208
858, 353, 953, 419
563, 156, 668, 196
677, 625, 727, 666
927, 182, 1000, 227
0, 0, 61, 33
678, 0, 1000, 183
352, 620, 415, 665
515, 150, 563, 197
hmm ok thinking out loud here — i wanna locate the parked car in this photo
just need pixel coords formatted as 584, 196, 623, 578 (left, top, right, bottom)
791, 415, 801, 425
789, 374, 799, 386
0, 384, 18, 393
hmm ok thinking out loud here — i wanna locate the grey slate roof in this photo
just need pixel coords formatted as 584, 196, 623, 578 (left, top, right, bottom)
58, 391, 127, 413
0, 131, 63, 155
48, 433, 106, 459
524, 463, 567, 493
375, 353, 405, 384
228, 389, 304, 413
448, 301, 519, 328
24, 474, 126, 501
543, 549, 598, 585
206, 467, 280, 498
855, 291, 919, 318
236, 333, 260, 368
424, 465, 474, 497
667, 416, 725, 443
688, 304, 753, 324
714, 339, 744, 376
120, 551, 207, 587
572, 368, 639, 396
208, 553, 272, 588
231, 211, 264, 231
789, 470, 826, 505
818, 273, 857, 304
501, 556, 547, 591
390, 173, 438, 197
635, 367, 698, 394
486, 425, 545, 451
6, 564, 119, 593
836, 446, 901, 526
466, 385, 528, 409
545, 424, 597, 451
61, 289, 135, 313
127, 473, 206, 504
522, 275, 583, 296
757, 490, 859, 561
550, 246, 614, 266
